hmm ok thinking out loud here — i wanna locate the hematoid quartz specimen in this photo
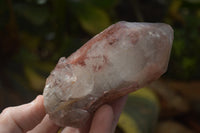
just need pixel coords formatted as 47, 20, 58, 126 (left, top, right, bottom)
43, 21, 174, 128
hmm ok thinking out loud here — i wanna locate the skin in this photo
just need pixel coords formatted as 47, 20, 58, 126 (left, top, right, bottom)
0, 95, 128, 133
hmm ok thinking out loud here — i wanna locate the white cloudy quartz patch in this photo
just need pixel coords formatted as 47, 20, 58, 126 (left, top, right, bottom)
43, 21, 173, 128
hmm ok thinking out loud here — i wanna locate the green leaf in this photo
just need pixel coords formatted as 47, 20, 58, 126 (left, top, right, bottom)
25, 66, 45, 91
118, 113, 141, 133
118, 88, 159, 133
73, 3, 111, 34
14, 4, 49, 25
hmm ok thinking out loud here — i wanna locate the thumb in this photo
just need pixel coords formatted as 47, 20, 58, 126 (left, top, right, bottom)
0, 95, 46, 133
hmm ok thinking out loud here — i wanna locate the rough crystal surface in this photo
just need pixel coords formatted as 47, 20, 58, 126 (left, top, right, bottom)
43, 21, 174, 128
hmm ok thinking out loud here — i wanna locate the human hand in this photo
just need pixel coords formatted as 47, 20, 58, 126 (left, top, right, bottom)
0, 95, 127, 133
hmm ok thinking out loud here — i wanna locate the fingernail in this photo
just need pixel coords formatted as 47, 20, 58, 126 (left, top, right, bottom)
62, 127, 80, 133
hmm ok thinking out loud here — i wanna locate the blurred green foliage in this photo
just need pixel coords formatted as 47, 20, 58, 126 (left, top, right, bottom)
166, 0, 200, 80
0, 0, 117, 95
0, 0, 200, 132
0, 0, 199, 105
119, 88, 159, 133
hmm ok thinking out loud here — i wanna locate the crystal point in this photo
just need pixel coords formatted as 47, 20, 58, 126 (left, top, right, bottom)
43, 21, 174, 127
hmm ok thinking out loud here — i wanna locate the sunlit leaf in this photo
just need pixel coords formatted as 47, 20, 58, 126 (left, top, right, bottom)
168, 0, 183, 22
130, 88, 159, 104
118, 113, 140, 133
118, 88, 159, 133
73, 3, 111, 34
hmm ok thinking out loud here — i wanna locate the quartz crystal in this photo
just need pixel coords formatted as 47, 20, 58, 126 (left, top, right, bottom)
43, 21, 174, 128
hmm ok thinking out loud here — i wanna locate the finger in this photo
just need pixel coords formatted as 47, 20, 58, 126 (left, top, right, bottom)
0, 95, 45, 133
89, 104, 114, 133
28, 115, 60, 133
110, 95, 128, 132
61, 127, 80, 133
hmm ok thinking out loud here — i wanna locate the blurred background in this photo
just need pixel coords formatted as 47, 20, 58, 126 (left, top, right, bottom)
0, 0, 200, 132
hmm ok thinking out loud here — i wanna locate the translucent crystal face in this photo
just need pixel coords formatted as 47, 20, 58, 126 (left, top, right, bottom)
43, 59, 94, 110
43, 21, 173, 127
